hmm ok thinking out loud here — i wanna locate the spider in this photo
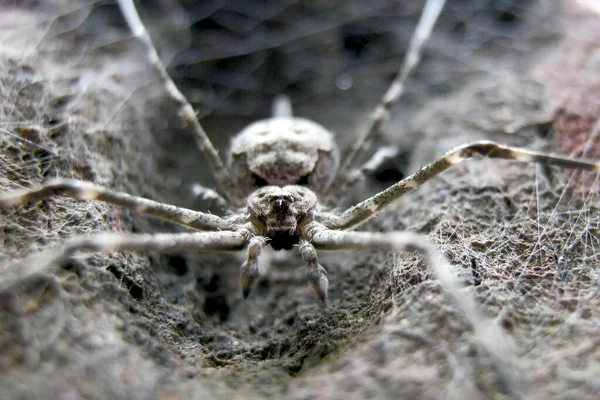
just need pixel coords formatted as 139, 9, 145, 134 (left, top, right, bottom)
1, 0, 599, 306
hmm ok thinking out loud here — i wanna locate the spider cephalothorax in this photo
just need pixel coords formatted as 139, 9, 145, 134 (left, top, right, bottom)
246, 185, 318, 250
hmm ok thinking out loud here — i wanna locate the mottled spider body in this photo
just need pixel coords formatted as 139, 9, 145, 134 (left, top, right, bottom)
229, 116, 339, 198
246, 185, 319, 251
227, 110, 339, 253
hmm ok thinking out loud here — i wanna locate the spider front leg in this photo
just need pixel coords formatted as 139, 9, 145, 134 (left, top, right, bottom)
298, 239, 328, 304
327, 140, 600, 230
0, 179, 232, 232
303, 221, 522, 388
240, 236, 268, 298
303, 220, 451, 307
0, 231, 248, 294
304, 222, 442, 264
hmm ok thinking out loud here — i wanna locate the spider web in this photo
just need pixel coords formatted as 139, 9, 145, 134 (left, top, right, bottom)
1, 0, 599, 399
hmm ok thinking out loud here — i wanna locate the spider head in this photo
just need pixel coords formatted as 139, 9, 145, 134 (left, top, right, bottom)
246, 185, 318, 250
229, 117, 339, 198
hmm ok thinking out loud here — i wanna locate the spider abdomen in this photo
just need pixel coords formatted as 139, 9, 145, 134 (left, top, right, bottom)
229, 117, 339, 197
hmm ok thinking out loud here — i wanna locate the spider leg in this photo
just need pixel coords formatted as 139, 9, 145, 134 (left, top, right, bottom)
0, 231, 247, 295
240, 236, 268, 298
304, 220, 457, 308
326, 140, 600, 230
305, 222, 437, 256
298, 239, 328, 304
190, 183, 229, 210
117, 0, 238, 204
328, 0, 446, 198
0, 179, 232, 231
303, 221, 523, 391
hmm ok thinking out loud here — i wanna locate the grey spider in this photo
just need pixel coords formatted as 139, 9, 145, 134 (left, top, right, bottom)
1, 0, 600, 305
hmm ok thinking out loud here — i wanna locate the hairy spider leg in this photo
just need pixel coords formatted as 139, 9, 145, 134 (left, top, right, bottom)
118, 0, 238, 204
303, 221, 523, 391
0, 231, 247, 295
299, 239, 329, 303
326, 140, 600, 231
240, 236, 269, 298
0, 179, 232, 232
328, 0, 447, 199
